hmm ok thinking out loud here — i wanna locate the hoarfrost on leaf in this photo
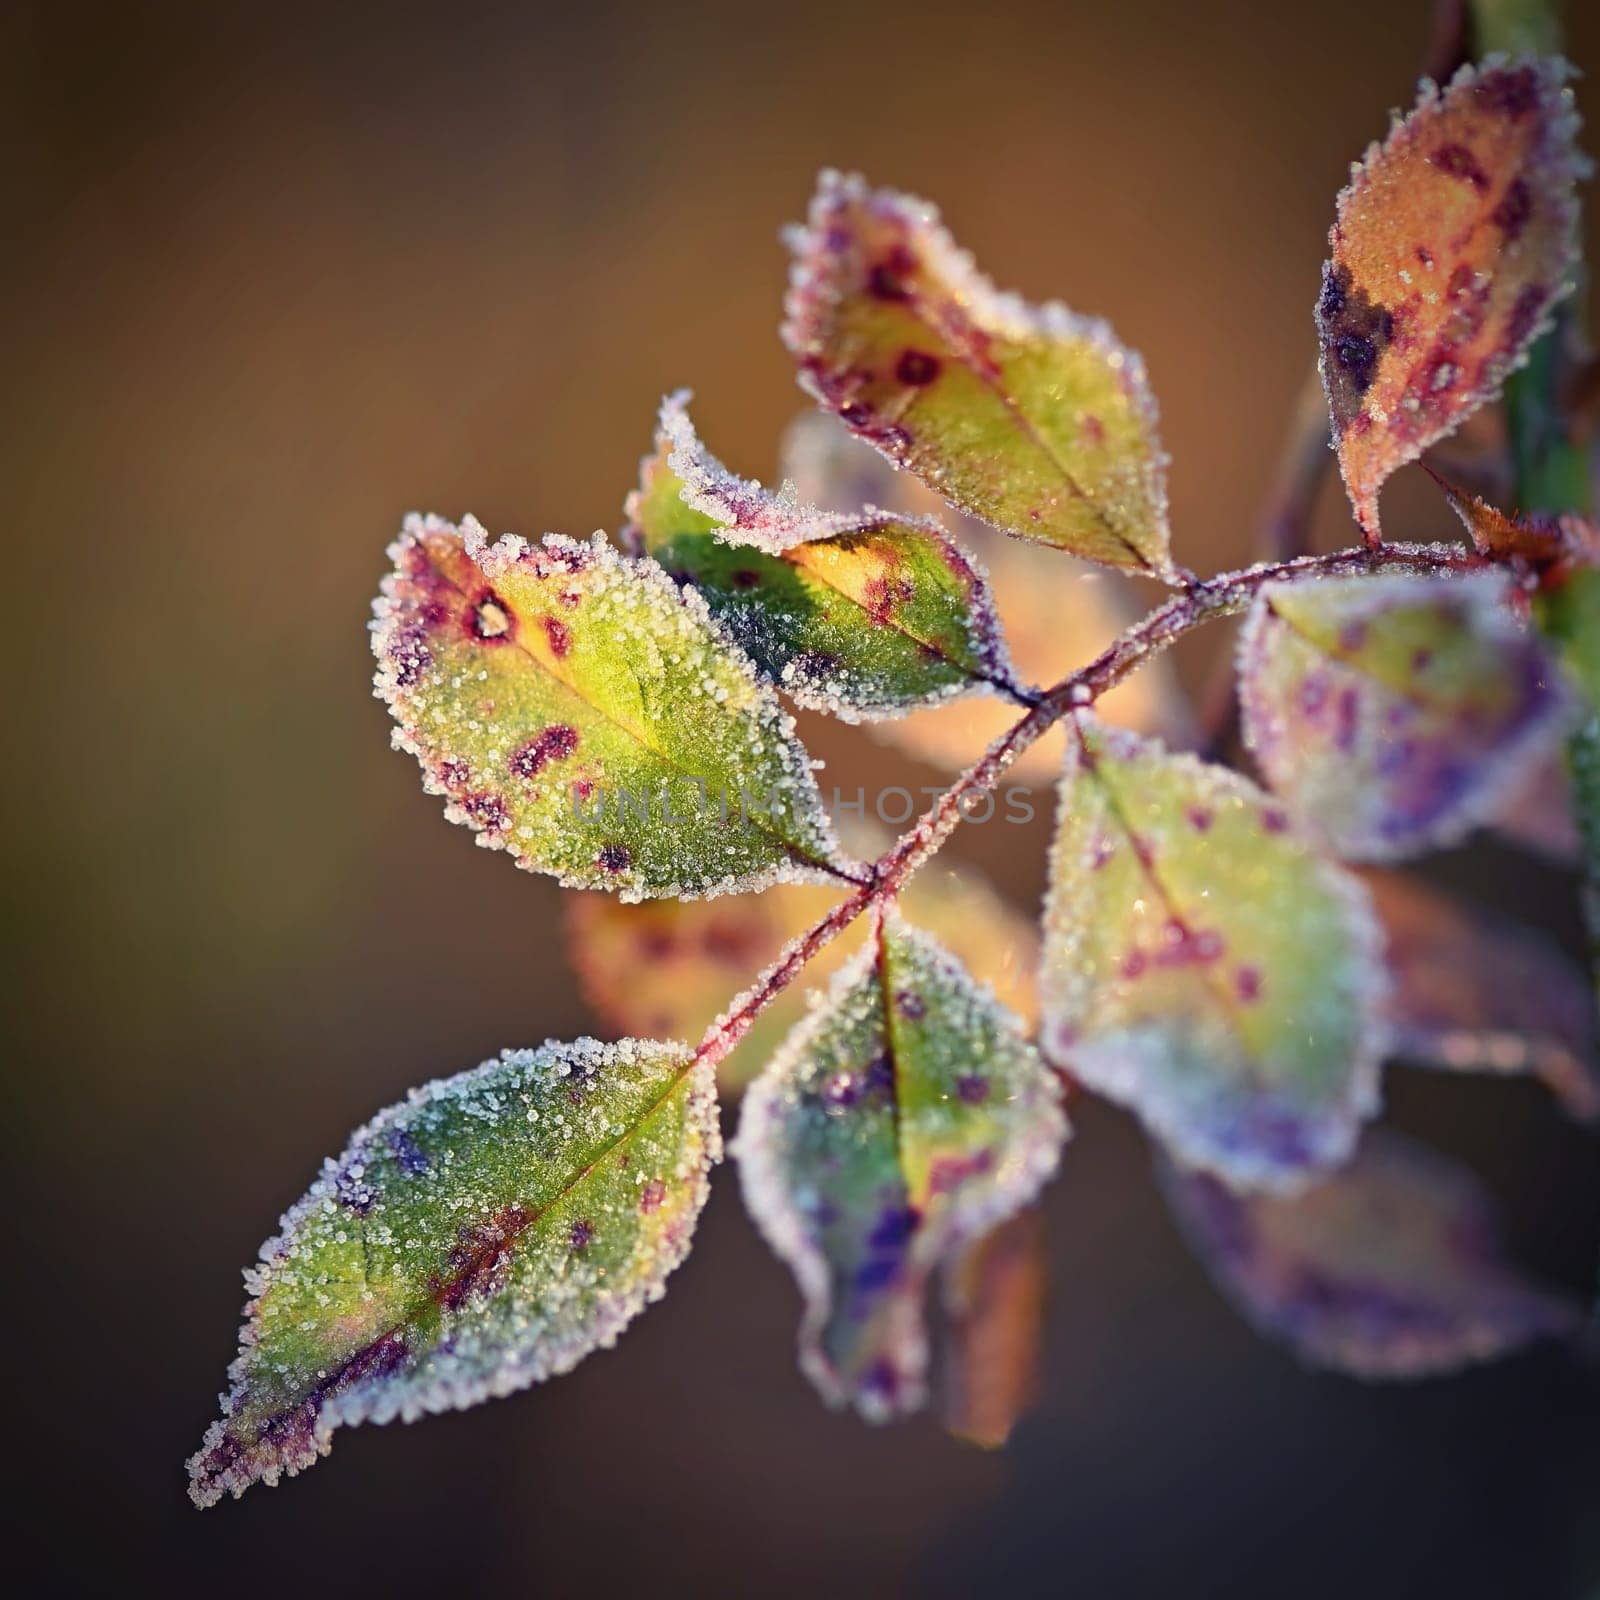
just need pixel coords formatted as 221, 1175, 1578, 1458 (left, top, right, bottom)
371, 515, 851, 899
623, 394, 1021, 722
782, 172, 1176, 578
778, 411, 1193, 777
1317, 56, 1584, 536
188, 1038, 718, 1506
1238, 571, 1574, 860
734, 907, 1066, 1420
1039, 717, 1388, 1192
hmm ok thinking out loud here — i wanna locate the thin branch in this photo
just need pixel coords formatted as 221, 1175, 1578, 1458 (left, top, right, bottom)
693, 538, 1483, 1072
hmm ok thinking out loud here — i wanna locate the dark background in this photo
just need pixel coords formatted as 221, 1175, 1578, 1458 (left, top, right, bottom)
7, 1, 1600, 1594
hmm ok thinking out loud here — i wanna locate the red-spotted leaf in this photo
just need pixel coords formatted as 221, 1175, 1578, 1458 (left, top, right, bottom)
1238, 571, 1573, 860
188, 1039, 718, 1506
1318, 57, 1583, 536
1365, 869, 1599, 1120
783, 171, 1176, 579
1040, 717, 1388, 1191
734, 908, 1066, 1420
371, 517, 850, 900
568, 846, 1038, 1093
939, 1205, 1047, 1450
779, 411, 1193, 779
1159, 1129, 1582, 1377
620, 394, 1021, 720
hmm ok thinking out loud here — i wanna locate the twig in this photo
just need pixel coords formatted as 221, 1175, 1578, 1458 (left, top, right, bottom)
692, 538, 1482, 1071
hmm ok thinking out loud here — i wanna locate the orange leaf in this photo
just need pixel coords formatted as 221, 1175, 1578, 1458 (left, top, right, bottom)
1318, 57, 1583, 537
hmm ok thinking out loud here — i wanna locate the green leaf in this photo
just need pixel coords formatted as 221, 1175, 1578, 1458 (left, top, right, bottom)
1160, 1129, 1581, 1377
621, 394, 1021, 720
734, 907, 1066, 1420
188, 1038, 718, 1506
372, 517, 850, 900
1364, 868, 1599, 1121
782, 172, 1176, 579
1316, 57, 1583, 537
1238, 571, 1573, 860
1040, 717, 1387, 1191
568, 843, 1038, 1093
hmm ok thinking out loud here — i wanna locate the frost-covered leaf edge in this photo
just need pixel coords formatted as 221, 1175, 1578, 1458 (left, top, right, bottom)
370, 513, 858, 901
1041, 716, 1391, 1193
187, 1037, 719, 1507
1235, 568, 1579, 862
623, 390, 1026, 722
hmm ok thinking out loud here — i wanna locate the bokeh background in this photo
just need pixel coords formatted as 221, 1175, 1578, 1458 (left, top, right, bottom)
7, 1, 1600, 1593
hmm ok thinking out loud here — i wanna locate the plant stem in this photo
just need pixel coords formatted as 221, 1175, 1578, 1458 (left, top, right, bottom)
693, 539, 1482, 1071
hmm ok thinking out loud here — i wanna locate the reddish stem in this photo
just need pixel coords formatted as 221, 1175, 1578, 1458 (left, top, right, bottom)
692, 538, 1483, 1072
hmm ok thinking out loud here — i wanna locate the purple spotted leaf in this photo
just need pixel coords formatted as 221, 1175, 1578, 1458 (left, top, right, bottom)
783, 172, 1176, 578
1238, 570, 1574, 860
734, 907, 1066, 1421
1365, 869, 1600, 1121
1040, 717, 1388, 1192
1318, 57, 1584, 537
621, 393, 1022, 720
1160, 1129, 1582, 1377
189, 1038, 718, 1506
371, 516, 850, 900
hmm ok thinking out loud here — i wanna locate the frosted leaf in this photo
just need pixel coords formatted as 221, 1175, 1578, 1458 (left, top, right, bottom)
734, 908, 1066, 1420
651, 388, 881, 553
1365, 868, 1599, 1121
621, 394, 1020, 721
371, 517, 850, 900
779, 412, 1193, 779
1318, 57, 1584, 536
1238, 572, 1573, 861
939, 1205, 1046, 1449
1159, 1129, 1581, 1377
1040, 717, 1388, 1192
783, 172, 1176, 578
568, 841, 1038, 1093
188, 1038, 718, 1506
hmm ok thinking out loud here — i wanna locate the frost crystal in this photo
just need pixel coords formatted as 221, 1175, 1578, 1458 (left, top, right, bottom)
623, 394, 1021, 721
783, 171, 1176, 578
1040, 717, 1388, 1191
370, 515, 851, 899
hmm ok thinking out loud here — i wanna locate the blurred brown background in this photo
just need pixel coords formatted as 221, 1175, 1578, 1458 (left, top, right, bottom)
6, 1, 1600, 1594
